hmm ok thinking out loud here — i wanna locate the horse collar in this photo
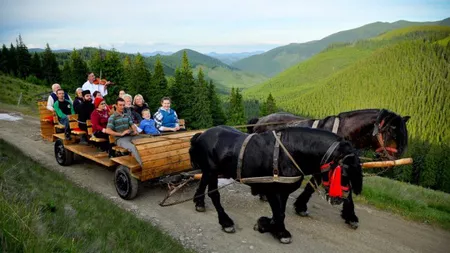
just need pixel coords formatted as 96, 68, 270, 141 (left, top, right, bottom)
236, 133, 256, 181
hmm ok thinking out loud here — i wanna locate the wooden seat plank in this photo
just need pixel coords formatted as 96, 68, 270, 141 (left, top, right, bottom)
64, 145, 115, 167
110, 156, 141, 172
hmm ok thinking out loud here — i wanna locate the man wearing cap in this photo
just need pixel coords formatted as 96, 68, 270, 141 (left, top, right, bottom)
76, 90, 94, 144
82, 72, 110, 98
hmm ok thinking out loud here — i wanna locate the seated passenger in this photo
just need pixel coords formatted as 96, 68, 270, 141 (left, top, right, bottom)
90, 97, 111, 152
47, 83, 72, 111
154, 97, 180, 132
53, 88, 75, 140
76, 90, 95, 144
139, 109, 160, 135
73, 87, 83, 110
105, 98, 143, 165
123, 94, 142, 124
133, 94, 149, 117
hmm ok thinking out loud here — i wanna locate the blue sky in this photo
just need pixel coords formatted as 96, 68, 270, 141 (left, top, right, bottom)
0, 0, 449, 54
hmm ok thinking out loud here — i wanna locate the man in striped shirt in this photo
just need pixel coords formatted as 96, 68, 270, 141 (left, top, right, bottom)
106, 97, 143, 165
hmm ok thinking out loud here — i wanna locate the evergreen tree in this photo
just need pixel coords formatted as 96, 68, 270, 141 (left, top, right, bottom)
122, 56, 133, 94
170, 51, 195, 123
260, 93, 277, 116
208, 80, 226, 126
61, 61, 72, 90
15, 35, 32, 78
8, 43, 17, 76
69, 49, 89, 91
127, 53, 152, 101
190, 68, 213, 129
102, 49, 124, 103
90, 47, 105, 74
149, 57, 168, 110
41, 43, 60, 84
30, 52, 42, 79
0, 44, 8, 74
227, 87, 246, 125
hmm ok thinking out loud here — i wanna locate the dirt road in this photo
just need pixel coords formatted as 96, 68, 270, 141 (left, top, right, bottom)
1, 111, 449, 253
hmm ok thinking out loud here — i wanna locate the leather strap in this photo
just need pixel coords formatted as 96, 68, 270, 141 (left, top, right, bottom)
236, 133, 256, 181
312, 120, 320, 128
332, 117, 340, 134
272, 132, 282, 180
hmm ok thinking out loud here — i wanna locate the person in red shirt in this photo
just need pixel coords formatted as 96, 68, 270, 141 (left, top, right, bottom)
90, 97, 110, 152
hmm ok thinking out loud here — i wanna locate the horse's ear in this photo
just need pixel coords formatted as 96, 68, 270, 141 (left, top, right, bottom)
402, 116, 410, 123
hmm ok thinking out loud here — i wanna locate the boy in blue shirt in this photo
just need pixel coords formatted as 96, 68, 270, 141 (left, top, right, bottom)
139, 109, 160, 135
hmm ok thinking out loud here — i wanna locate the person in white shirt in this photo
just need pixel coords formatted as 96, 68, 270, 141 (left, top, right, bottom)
81, 73, 110, 98
46, 83, 72, 111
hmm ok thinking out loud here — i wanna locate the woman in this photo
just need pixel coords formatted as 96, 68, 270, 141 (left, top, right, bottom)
133, 94, 149, 117
154, 97, 181, 132
73, 87, 83, 112
123, 94, 142, 124
90, 97, 110, 152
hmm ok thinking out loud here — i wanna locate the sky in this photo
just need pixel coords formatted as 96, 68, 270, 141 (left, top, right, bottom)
0, 0, 449, 54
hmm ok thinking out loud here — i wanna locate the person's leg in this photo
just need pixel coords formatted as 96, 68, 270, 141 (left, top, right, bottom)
79, 123, 88, 144
59, 117, 71, 140
117, 136, 143, 166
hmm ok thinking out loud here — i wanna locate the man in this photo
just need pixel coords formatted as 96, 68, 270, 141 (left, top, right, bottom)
75, 90, 95, 144
106, 98, 143, 165
47, 83, 72, 111
54, 89, 75, 140
82, 73, 110, 98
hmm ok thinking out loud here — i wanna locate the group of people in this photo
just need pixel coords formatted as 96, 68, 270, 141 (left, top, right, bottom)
46, 72, 183, 166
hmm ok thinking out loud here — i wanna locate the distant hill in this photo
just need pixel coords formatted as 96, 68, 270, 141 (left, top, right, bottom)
233, 17, 450, 77
244, 25, 450, 193
207, 51, 265, 65
141, 51, 173, 57
49, 47, 266, 93
29, 48, 71, 53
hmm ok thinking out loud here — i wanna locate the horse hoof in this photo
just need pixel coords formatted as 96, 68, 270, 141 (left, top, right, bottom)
280, 237, 292, 244
195, 206, 205, 212
223, 226, 235, 233
259, 195, 268, 202
253, 223, 259, 231
297, 211, 309, 217
348, 221, 359, 229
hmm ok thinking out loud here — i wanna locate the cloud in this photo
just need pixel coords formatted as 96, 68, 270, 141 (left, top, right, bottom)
1, 0, 449, 53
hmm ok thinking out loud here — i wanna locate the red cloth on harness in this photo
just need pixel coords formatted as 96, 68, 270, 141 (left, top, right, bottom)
329, 165, 342, 198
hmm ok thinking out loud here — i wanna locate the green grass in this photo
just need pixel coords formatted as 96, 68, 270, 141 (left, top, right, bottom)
355, 176, 450, 231
373, 25, 450, 40
0, 139, 194, 253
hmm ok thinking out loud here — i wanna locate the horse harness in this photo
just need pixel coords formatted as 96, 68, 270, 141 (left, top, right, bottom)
312, 117, 340, 134
372, 119, 398, 158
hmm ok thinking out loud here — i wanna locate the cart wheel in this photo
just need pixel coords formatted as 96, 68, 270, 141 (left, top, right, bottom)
54, 139, 73, 166
115, 165, 139, 200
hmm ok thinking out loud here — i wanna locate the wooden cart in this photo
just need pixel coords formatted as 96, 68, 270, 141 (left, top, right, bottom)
38, 100, 202, 200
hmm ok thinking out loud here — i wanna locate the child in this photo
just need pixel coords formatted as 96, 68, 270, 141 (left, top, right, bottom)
139, 109, 160, 135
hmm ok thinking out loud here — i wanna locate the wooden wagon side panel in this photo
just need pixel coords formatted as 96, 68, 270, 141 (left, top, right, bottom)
135, 130, 203, 182
38, 101, 55, 141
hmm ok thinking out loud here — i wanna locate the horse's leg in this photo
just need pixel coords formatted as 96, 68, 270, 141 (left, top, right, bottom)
193, 171, 209, 212
294, 175, 318, 216
341, 191, 359, 229
255, 192, 292, 244
207, 173, 235, 233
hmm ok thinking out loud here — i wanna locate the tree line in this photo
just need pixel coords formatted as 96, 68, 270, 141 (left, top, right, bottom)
0, 36, 278, 130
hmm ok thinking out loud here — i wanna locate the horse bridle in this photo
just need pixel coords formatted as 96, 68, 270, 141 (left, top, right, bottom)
372, 119, 398, 160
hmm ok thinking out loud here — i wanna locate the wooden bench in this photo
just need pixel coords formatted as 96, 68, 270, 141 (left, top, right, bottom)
86, 120, 108, 142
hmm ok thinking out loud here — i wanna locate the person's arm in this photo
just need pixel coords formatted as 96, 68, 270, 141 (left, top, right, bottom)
105, 116, 130, 137
153, 110, 168, 131
47, 95, 54, 111
173, 110, 180, 127
70, 100, 75, 115
53, 101, 66, 118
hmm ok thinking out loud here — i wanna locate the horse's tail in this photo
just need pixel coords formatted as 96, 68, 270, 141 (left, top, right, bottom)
189, 133, 203, 171
247, 117, 259, 134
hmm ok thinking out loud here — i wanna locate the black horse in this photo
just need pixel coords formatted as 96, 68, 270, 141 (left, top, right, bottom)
248, 109, 410, 222
190, 125, 363, 243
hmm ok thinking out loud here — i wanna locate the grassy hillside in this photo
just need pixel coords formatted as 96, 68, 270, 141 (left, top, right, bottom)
233, 18, 450, 77
245, 26, 450, 192
0, 75, 49, 105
